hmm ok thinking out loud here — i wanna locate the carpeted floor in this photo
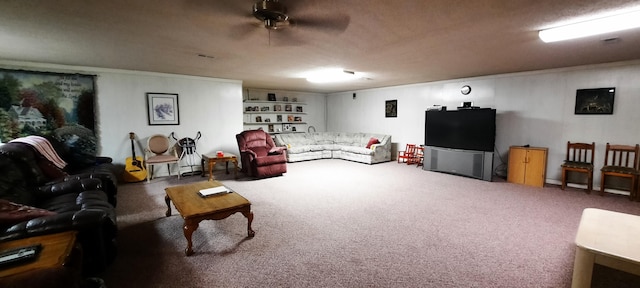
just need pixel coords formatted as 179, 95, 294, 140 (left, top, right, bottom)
101, 159, 640, 287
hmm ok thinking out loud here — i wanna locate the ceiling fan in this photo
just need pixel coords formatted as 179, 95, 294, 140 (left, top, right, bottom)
232, 0, 350, 45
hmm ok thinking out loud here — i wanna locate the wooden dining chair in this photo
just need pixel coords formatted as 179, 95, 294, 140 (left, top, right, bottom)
600, 143, 640, 200
397, 144, 417, 164
561, 142, 595, 192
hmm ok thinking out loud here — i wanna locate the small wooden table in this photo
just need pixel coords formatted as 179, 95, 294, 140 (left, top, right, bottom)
165, 180, 255, 256
572, 208, 640, 287
201, 152, 239, 181
0, 231, 80, 286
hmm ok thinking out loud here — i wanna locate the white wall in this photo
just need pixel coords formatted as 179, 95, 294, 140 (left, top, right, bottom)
0, 60, 243, 177
327, 60, 640, 188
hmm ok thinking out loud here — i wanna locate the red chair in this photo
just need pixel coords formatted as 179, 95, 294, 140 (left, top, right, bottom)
236, 129, 287, 178
397, 144, 418, 164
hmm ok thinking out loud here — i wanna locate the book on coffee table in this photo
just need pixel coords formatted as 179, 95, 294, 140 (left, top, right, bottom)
198, 186, 232, 197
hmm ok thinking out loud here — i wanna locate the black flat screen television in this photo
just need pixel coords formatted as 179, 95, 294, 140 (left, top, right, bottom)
425, 108, 496, 152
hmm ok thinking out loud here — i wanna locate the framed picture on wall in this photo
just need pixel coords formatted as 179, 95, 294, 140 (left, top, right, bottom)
385, 99, 397, 118
147, 93, 180, 125
574, 87, 615, 115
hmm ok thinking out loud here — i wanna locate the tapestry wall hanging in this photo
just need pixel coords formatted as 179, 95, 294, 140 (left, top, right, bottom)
0, 69, 96, 142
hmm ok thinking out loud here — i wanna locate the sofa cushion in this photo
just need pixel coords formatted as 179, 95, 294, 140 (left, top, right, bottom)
0, 199, 56, 226
341, 146, 375, 155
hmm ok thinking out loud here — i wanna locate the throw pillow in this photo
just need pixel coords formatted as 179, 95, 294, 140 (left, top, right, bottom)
366, 137, 380, 149
0, 199, 57, 226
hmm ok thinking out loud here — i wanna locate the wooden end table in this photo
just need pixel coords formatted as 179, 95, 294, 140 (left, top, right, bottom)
572, 208, 640, 287
165, 180, 255, 256
201, 152, 239, 181
0, 231, 81, 287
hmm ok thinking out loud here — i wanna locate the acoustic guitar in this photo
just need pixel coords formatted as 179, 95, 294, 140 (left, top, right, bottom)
123, 132, 147, 182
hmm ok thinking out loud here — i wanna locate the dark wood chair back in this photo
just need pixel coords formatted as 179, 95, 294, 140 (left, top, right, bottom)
561, 141, 595, 192
565, 142, 595, 165
600, 143, 640, 200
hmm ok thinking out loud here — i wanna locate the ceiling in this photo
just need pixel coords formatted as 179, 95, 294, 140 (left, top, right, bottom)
1, 0, 640, 93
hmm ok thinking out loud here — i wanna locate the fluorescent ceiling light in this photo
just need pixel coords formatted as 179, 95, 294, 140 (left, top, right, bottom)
306, 68, 360, 83
539, 9, 640, 43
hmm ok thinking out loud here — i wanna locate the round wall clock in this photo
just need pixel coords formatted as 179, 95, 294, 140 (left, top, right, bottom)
461, 85, 471, 95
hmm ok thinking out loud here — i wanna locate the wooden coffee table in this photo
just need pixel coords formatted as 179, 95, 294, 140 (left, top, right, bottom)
0, 231, 81, 286
165, 180, 255, 256
201, 152, 239, 181
572, 208, 640, 287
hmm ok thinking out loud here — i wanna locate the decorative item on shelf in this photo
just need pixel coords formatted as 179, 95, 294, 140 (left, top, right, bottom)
296, 106, 303, 112
250, 97, 259, 101
255, 116, 262, 122
274, 104, 282, 111
292, 127, 297, 132
294, 116, 302, 122
245, 106, 253, 112
283, 123, 291, 131
277, 115, 283, 122
283, 96, 289, 102
253, 106, 259, 111
268, 93, 276, 101
265, 118, 271, 122
292, 98, 297, 102
276, 128, 281, 132
268, 124, 274, 132
261, 106, 270, 111
285, 104, 292, 111
287, 115, 294, 122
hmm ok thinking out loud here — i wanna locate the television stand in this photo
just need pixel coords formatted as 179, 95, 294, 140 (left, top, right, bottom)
422, 146, 493, 181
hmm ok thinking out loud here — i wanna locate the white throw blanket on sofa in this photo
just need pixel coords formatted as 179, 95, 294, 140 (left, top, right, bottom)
10, 136, 68, 169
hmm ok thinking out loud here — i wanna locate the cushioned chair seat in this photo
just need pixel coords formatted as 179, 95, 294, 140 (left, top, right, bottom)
601, 166, 640, 174
562, 161, 594, 170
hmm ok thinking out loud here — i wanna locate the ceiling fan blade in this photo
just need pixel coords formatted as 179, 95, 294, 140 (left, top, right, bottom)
290, 14, 350, 33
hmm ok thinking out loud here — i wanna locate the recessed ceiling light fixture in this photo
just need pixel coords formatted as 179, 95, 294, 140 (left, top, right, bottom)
305, 68, 361, 83
539, 9, 640, 43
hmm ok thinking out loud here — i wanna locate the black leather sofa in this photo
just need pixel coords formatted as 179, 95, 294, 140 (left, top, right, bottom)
0, 140, 118, 276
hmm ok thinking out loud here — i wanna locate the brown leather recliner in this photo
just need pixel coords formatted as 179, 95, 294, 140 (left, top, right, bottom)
236, 129, 287, 178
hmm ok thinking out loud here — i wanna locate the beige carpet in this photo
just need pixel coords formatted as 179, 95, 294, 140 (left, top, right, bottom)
101, 159, 640, 287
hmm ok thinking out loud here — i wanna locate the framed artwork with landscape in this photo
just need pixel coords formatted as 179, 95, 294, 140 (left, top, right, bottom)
0, 69, 97, 141
147, 93, 179, 125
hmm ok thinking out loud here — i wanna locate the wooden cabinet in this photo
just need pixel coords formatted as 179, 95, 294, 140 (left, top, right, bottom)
507, 146, 548, 187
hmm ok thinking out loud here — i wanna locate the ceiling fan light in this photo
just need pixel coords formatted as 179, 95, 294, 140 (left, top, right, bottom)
539, 9, 640, 43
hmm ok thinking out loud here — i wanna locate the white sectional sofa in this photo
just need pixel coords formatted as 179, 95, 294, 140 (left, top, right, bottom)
273, 132, 392, 164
